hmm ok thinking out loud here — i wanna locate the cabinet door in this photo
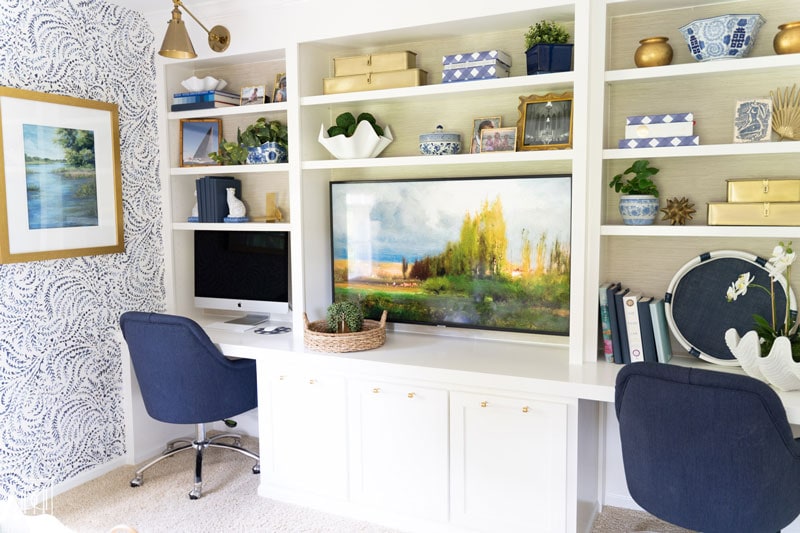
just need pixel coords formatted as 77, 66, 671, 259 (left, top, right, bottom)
450, 391, 568, 533
348, 379, 449, 522
260, 368, 348, 499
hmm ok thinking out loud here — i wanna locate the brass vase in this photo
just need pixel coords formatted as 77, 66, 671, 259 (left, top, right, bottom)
634, 36, 673, 67
774, 21, 800, 55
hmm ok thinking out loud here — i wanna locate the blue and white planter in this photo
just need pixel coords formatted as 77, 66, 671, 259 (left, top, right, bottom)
246, 141, 287, 164
619, 195, 659, 225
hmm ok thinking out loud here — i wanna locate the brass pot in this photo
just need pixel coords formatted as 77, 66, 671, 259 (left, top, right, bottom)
774, 21, 800, 54
634, 36, 673, 67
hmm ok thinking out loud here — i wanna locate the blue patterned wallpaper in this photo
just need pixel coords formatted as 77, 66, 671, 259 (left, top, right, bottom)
0, 0, 164, 498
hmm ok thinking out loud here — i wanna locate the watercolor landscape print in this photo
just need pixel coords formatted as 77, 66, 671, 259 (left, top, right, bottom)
24, 123, 98, 229
330, 176, 571, 335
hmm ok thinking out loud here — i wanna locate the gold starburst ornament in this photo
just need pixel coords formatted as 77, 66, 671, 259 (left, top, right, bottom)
660, 196, 696, 225
771, 84, 800, 141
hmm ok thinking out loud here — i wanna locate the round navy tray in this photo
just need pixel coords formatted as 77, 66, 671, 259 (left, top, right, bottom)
665, 250, 796, 366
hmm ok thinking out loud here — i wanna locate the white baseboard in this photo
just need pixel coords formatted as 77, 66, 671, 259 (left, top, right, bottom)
51, 456, 128, 498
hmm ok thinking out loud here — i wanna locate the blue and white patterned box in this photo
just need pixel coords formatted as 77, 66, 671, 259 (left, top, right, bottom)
625, 112, 694, 138
442, 62, 510, 83
618, 136, 700, 149
442, 50, 512, 68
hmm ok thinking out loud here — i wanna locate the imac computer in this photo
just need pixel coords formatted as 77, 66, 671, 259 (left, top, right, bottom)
194, 230, 290, 329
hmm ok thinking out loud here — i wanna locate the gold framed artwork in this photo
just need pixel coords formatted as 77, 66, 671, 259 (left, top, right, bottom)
0, 86, 123, 264
517, 92, 574, 150
272, 73, 287, 103
179, 118, 221, 167
480, 127, 517, 152
240, 85, 266, 105
470, 116, 501, 153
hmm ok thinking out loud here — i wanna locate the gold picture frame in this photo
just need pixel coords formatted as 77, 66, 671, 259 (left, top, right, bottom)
0, 86, 123, 264
272, 73, 286, 103
517, 92, 574, 151
179, 118, 222, 167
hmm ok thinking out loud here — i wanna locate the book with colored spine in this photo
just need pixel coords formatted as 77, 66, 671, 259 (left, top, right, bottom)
605, 283, 624, 364
599, 283, 615, 362
622, 293, 645, 363
649, 298, 673, 364
614, 287, 631, 364
637, 296, 658, 363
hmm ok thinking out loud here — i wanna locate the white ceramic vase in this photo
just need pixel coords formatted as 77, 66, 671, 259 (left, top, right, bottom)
725, 328, 800, 391
318, 121, 393, 159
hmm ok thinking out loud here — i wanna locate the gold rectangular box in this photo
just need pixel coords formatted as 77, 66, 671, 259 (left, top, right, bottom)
333, 51, 417, 77
323, 68, 428, 95
726, 178, 800, 203
707, 202, 800, 226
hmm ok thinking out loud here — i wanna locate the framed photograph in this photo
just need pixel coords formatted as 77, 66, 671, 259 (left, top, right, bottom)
272, 73, 287, 103
470, 116, 501, 153
0, 87, 123, 263
240, 85, 266, 105
330, 175, 572, 336
517, 92, 574, 150
734, 98, 772, 143
480, 127, 517, 152
180, 118, 221, 167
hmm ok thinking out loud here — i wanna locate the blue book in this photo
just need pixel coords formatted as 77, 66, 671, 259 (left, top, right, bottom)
637, 296, 658, 363
605, 283, 624, 364
649, 298, 673, 364
613, 287, 631, 364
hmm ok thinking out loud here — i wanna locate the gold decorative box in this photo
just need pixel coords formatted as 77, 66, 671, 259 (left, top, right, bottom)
333, 51, 417, 77
726, 178, 800, 203
323, 68, 427, 95
707, 202, 800, 226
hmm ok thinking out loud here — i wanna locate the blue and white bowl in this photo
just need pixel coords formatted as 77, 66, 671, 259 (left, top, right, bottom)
419, 125, 461, 156
679, 14, 765, 61
246, 141, 287, 164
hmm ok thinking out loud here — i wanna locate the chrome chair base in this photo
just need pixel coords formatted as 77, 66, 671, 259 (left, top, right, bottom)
130, 422, 259, 499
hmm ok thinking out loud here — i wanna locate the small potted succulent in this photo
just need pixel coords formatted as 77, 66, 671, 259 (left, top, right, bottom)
524, 20, 573, 75
318, 112, 393, 159
609, 159, 660, 225
210, 117, 288, 165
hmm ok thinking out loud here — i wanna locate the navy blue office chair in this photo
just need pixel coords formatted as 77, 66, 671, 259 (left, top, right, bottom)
119, 311, 259, 499
615, 362, 800, 533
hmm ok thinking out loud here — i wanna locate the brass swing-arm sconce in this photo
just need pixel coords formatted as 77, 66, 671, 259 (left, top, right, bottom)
158, 0, 230, 59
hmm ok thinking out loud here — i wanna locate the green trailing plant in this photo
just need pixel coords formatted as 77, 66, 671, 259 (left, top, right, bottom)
609, 159, 660, 197
210, 117, 288, 165
524, 20, 570, 50
326, 301, 364, 333
326, 112, 384, 138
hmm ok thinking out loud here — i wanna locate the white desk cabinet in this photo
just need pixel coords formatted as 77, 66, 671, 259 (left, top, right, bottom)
259, 366, 348, 500
348, 378, 449, 522
450, 391, 570, 533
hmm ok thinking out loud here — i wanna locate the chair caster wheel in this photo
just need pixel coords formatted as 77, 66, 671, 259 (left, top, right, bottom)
130, 476, 143, 487
189, 489, 201, 500
252, 464, 260, 474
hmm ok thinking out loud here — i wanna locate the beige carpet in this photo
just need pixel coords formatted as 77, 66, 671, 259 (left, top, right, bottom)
50, 435, 691, 533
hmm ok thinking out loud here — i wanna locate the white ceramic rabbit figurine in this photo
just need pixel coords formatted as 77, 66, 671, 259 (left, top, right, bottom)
226, 188, 246, 218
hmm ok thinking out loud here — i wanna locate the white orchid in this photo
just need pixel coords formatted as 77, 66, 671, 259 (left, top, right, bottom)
768, 243, 797, 279
726, 272, 754, 302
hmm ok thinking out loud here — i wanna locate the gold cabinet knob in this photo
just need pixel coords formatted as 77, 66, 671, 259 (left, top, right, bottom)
372, 387, 380, 394
308, 379, 316, 385
407, 392, 415, 398
480, 401, 488, 408
522, 406, 529, 413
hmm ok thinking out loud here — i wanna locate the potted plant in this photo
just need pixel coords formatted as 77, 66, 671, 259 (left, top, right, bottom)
524, 20, 573, 75
609, 159, 660, 225
318, 111, 393, 159
210, 117, 288, 165
326, 301, 364, 334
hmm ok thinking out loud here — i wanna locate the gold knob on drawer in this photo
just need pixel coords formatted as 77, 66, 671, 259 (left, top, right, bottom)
372, 388, 380, 394
308, 379, 316, 385
480, 401, 488, 408
522, 406, 529, 413
408, 392, 415, 398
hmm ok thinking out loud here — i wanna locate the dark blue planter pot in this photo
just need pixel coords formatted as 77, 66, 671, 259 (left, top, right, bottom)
525, 44, 574, 75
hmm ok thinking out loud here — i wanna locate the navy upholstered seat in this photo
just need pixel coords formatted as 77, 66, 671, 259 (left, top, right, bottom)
119, 311, 259, 499
615, 362, 800, 533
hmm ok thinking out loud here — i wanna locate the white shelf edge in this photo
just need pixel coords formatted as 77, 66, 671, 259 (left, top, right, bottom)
167, 102, 289, 120
603, 142, 800, 159
299, 72, 575, 107
601, 225, 800, 237
606, 54, 800, 83
172, 222, 292, 232
302, 150, 574, 170
170, 163, 290, 176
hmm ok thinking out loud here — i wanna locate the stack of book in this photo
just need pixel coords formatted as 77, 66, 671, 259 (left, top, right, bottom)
599, 282, 672, 364
195, 176, 241, 223
618, 112, 698, 149
171, 90, 241, 111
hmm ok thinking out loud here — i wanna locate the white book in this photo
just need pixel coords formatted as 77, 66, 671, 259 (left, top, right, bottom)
622, 293, 645, 363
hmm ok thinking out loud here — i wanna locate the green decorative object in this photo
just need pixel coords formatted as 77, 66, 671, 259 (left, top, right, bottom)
210, 117, 288, 165
609, 159, 660, 196
326, 301, 364, 333
326, 112, 384, 138
524, 20, 570, 49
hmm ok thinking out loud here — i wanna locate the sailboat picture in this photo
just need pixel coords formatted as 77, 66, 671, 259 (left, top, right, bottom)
180, 118, 222, 167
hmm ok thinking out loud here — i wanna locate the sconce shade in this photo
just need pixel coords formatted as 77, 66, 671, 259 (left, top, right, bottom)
158, 1, 230, 59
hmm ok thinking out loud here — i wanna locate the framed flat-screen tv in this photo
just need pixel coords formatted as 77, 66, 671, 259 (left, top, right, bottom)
330, 175, 571, 335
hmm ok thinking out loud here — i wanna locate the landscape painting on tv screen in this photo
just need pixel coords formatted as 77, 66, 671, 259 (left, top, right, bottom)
330, 175, 571, 335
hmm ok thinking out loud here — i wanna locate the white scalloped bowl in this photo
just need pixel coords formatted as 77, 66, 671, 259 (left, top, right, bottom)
318, 121, 393, 159
181, 76, 227, 92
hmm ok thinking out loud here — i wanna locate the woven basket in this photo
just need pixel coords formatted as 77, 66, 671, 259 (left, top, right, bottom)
303, 309, 388, 352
